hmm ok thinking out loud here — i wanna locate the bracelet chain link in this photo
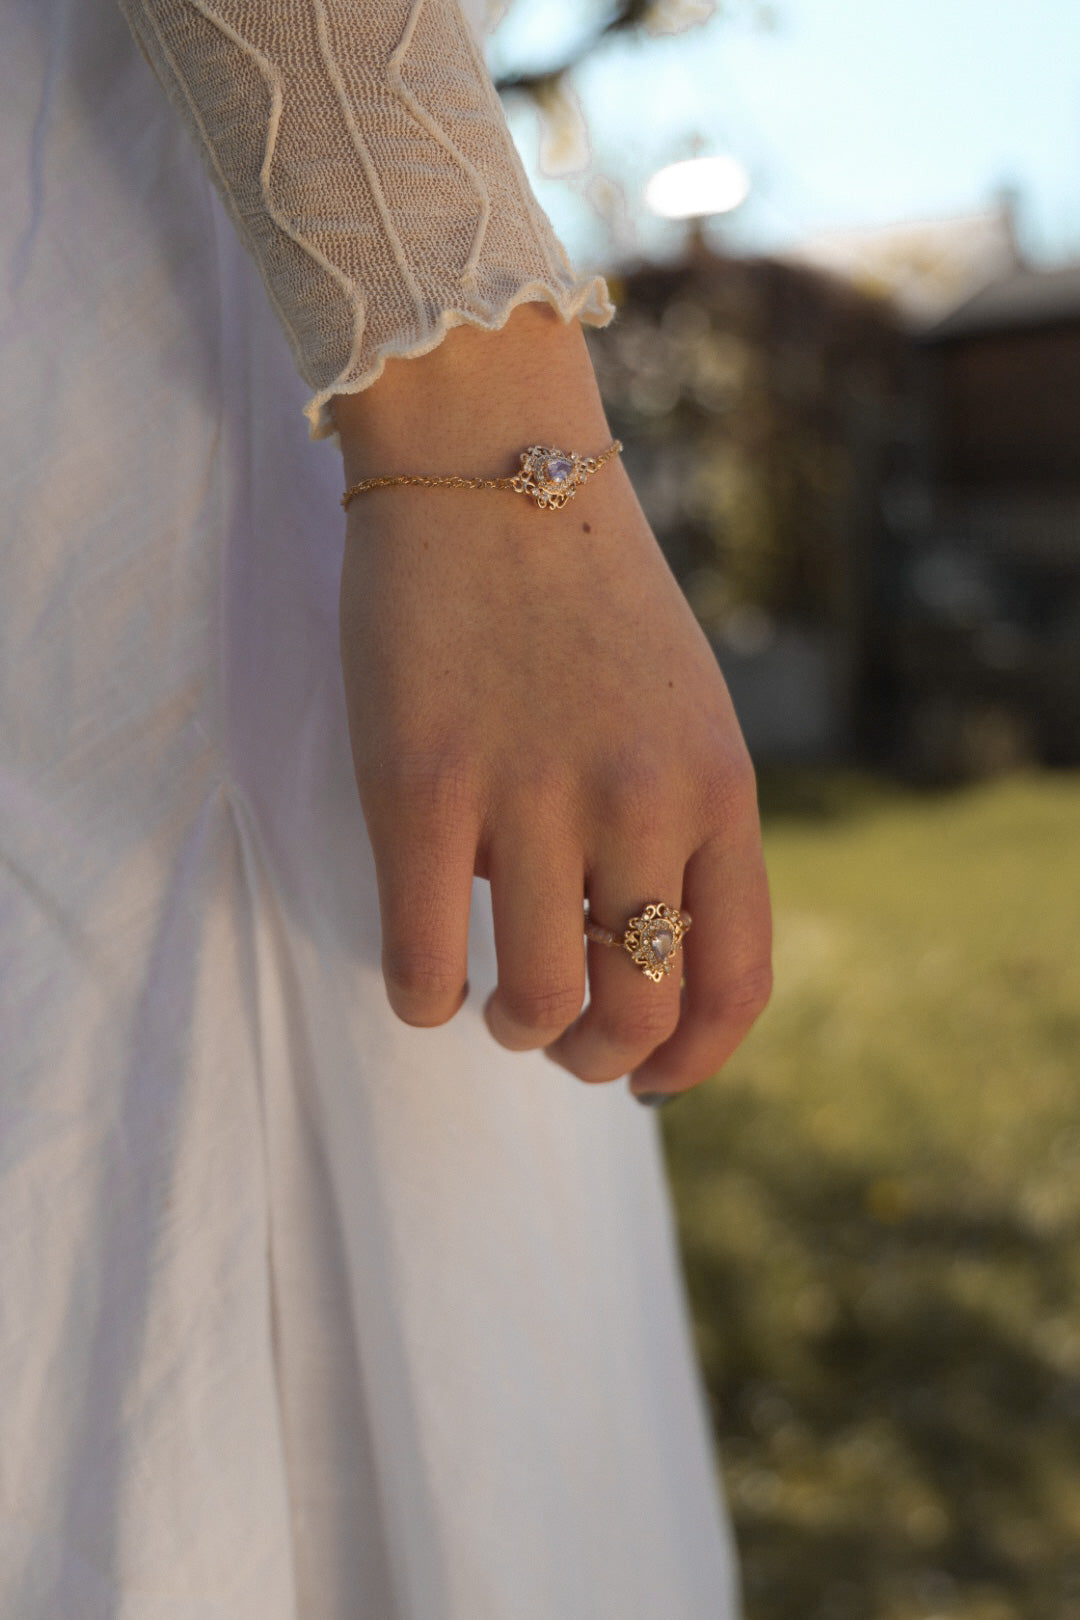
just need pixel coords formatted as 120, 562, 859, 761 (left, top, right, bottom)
341, 440, 622, 513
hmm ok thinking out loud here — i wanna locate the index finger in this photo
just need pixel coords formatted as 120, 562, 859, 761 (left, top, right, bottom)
364, 769, 479, 1028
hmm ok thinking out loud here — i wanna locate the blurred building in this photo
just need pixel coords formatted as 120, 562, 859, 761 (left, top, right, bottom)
878, 263, 1080, 776
783, 198, 1022, 325
592, 220, 1080, 777
591, 245, 905, 763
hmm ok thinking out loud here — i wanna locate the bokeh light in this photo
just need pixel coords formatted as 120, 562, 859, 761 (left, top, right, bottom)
644, 153, 751, 220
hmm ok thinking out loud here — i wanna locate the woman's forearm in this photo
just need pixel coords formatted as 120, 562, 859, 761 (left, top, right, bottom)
331, 304, 614, 487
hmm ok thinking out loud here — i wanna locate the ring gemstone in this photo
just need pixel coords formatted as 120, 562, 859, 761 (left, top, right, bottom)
620, 902, 689, 982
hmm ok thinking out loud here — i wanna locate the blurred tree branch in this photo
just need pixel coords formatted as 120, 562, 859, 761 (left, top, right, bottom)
492, 1, 734, 180
491, 0, 753, 99
492, 1, 655, 97
491, 1, 775, 178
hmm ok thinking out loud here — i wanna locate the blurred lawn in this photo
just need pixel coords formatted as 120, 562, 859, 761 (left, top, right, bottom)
661, 771, 1080, 1620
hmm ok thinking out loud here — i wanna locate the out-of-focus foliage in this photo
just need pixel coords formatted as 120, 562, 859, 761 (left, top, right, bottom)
663, 770, 1080, 1620
588, 254, 905, 635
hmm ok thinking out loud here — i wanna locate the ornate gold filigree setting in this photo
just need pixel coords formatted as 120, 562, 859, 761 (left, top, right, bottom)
584, 900, 691, 984
509, 444, 615, 510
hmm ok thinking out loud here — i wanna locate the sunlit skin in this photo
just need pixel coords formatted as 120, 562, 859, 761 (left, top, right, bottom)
333, 301, 772, 1097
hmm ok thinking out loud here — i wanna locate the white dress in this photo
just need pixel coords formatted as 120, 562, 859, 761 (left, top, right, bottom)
0, 2, 739, 1616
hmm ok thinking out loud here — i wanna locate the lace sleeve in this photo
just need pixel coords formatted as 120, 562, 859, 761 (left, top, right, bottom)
117, 0, 615, 438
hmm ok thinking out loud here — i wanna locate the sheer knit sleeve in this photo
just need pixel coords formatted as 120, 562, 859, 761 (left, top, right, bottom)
117, 0, 615, 438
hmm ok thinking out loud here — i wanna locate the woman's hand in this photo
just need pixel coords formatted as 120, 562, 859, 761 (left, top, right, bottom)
334, 304, 772, 1098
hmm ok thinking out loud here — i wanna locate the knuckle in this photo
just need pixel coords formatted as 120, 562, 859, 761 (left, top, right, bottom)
731, 959, 775, 1020
567, 1056, 628, 1086
704, 960, 774, 1030
600, 752, 669, 842
383, 947, 465, 1022
545, 1046, 619, 1086
498, 981, 584, 1037
596, 997, 681, 1053
382, 748, 482, 822
504, 763, 577, 834
697, 744, 759, 831
578, 1066, 627, 1086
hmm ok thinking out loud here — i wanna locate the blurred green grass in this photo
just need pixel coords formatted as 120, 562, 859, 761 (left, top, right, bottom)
661, 771, 1080, 1620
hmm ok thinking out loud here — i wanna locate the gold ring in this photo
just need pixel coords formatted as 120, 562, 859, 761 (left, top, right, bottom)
584, 901, 691, 984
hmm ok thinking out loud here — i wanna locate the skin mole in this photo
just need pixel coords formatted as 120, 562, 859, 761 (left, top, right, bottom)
581, 522, 591, 533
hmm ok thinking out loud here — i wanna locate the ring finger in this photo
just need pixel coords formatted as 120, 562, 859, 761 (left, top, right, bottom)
545, 855, 687, 1084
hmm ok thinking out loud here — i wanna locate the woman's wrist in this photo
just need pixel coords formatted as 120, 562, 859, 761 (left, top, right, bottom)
330, 301, 613, 486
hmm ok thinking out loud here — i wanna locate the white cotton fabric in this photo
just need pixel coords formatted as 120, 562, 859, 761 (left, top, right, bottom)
116, 0, 614, 438
0, 2, 738, 1617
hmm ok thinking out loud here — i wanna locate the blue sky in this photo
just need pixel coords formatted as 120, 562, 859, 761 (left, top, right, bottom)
493, 0, 1080, 273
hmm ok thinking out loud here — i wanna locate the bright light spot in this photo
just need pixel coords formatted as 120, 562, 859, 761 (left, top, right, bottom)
644, 155, 750, 220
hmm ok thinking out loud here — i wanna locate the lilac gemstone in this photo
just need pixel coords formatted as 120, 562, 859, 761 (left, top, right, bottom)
544, 456, 574, 484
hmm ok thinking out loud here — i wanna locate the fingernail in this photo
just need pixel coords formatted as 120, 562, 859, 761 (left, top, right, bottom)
633, 1091, 680, 1108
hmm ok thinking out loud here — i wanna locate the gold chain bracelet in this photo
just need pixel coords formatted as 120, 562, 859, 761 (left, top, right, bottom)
341, 440, 622, 514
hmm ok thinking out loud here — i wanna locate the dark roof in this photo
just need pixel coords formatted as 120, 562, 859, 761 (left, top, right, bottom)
922, 263, 1080, 342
